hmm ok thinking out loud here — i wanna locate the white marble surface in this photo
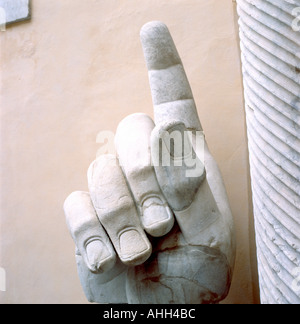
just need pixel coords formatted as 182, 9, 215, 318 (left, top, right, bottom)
64, 21, 236, 304
237, 0, 300, 304
0, 0, 30, 24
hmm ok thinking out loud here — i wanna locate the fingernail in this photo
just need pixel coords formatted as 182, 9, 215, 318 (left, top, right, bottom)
142, 197, 174, 237
160, 122, 193, 160
119, 230, 151, 266
86, 240, 115, 273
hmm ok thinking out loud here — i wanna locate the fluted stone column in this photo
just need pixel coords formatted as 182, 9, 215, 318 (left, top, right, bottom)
236, 0, 300, 304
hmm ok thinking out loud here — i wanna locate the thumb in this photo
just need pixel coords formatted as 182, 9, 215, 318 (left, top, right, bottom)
151, 121, 206, 212
151, 122, 225, 247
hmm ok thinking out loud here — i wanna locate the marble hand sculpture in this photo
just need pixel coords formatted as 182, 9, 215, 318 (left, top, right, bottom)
64, 21, 236, 304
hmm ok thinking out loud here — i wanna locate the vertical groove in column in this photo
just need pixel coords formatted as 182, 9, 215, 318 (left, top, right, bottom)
237, 0, 300, 304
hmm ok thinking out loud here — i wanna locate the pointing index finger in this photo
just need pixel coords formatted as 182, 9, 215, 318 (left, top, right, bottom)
140, 21, 202, 131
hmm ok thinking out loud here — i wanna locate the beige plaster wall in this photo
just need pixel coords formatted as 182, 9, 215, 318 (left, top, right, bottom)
0, 0, 259, 304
